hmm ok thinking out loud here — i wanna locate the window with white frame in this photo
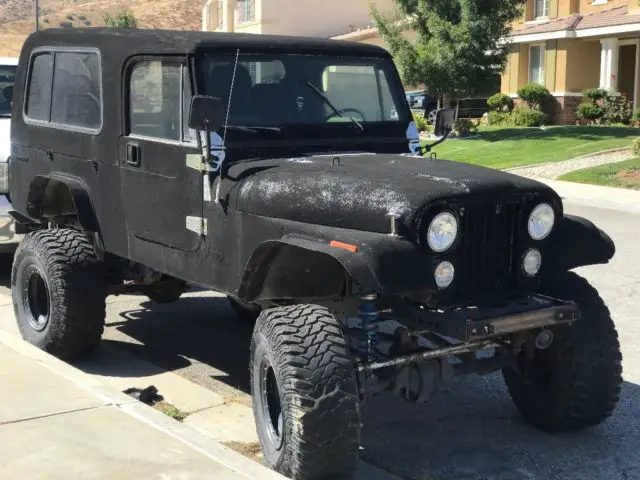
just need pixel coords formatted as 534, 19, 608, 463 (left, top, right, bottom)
237, 0, 255, 24
534, 0, 549, 19
529, 44, 545, 85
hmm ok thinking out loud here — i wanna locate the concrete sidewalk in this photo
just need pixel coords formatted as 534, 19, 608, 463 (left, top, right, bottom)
538, 179, 640, 214
0, 329, 285, 480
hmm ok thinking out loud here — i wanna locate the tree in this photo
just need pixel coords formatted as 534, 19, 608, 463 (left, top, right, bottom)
371, 0, 525, 103
104, 8, 138, 28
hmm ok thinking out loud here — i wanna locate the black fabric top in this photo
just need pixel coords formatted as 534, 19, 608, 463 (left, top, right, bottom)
23, 28, 392, 58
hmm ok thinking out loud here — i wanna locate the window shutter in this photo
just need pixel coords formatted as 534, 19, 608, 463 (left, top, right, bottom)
545, 40, 557, 91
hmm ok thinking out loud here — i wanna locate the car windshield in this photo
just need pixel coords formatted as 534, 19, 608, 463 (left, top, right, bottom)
0, 64, 16, 117
198, 52, 405, 132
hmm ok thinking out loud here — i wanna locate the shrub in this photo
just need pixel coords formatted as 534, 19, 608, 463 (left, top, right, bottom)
487, 93, 514, 112
60, 21, 73, 28
517, 83, 553, 110
78, 14, 87, 20
84, 19, 92, 25
66, 14, 74, 21
453, 118, 477, 137
602, 94, 633, 125
412, 111, 428, 132
43, 18, 49, 24
632, 138, 640, 157
512, 106, 548, 127
583, 88, 608, 103
576, 102, 604, 123
487, 110, 512, 126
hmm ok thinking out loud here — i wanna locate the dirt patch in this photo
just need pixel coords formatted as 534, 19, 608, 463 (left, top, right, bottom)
616, 169, 640, 183
223, 441, 264, 463
223, 394, 253, 408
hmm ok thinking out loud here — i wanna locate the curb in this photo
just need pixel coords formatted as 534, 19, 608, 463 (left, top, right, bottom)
0, 329, 286, 480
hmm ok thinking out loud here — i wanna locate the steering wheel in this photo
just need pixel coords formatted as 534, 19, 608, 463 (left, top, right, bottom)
325, 108, 366, 123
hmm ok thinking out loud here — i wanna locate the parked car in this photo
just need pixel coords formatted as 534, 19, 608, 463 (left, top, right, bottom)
8, 28, 623, 480
0, 56, 21, 254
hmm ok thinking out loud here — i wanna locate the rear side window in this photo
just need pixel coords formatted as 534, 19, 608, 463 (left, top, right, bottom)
24, 49, 102, 132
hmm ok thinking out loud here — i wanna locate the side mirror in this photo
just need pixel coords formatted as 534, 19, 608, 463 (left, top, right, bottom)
434, 108, 456, 137
188, 95, 225, 132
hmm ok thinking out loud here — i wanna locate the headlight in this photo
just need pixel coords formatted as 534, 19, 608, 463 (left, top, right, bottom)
0, 162, 8, 195
528, 203, 554, 240
523, 249, 542, 276
427, 211, 458, 252
434, 261, 455, 289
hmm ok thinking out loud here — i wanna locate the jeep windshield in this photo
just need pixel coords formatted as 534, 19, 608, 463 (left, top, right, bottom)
0, 64, 16, 118
197, 52, 407, 139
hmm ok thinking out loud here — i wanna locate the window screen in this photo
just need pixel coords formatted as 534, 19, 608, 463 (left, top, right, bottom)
25, 52, 54, 121
50, 52, 101, 129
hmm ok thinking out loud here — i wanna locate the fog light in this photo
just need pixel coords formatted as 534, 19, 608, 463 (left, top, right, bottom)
523, 249, 542, 276
434, 261, 454, 289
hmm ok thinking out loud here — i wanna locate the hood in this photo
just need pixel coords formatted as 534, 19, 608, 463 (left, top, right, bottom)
231, 153, 560, 233
0, 118, 10, 162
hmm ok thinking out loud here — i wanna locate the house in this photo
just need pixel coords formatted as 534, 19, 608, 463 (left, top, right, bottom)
501, 0, 640, 123
202, 0, 394, 38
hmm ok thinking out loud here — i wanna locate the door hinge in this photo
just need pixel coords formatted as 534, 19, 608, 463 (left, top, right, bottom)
186, 216, 207, 236
186, 154, 213, 173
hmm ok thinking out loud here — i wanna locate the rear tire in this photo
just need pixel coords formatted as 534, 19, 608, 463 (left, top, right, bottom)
502, 272, 622, 432
250, 304, 360, 480
11, 228, 107, 361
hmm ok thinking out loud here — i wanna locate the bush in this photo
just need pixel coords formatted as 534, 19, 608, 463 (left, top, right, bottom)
60, 21, 73, 28
43, 18, 49, 24
66, 14, 74, 21
78, 14, 87, 20
517, 83, 553, 110
602, 95, 633, 125
583, 88, 608, 103
512, 106, 548, 127
84, 19, 92, 25
487, 93, 514, 112
412, 111, 428, 132
632, 138, 640, 157
487, 110, 513, 126
576, 102, 604, 123
453, 118, 477, 137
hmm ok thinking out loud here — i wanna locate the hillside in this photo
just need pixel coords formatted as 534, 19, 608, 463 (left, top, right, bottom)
0, 0, 203, 56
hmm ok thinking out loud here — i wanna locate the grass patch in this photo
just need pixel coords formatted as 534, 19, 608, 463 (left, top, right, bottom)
429, 126, 639, 169
558, 157, 640, 190
154, 401, 188, 422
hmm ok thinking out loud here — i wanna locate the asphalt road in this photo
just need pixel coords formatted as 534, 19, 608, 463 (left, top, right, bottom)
0, 201, 638, 480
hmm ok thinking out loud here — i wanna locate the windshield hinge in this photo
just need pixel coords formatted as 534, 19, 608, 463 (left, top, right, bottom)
186, 154, 214, 173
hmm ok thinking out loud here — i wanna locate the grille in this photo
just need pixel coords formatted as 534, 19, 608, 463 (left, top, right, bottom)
458, 198, 523, 295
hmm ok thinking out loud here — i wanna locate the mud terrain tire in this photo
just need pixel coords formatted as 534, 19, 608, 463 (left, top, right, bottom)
502, 272, 622, 432
250, 304, 360, 480
11, 228, 107, 361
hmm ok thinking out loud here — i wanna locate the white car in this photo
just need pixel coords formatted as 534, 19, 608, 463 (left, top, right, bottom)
0, 56, 21, 253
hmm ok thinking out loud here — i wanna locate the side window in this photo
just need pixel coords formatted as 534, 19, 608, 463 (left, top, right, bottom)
130, 60, 191, 142
25, 52, 54, 122
51, 52, 101, 129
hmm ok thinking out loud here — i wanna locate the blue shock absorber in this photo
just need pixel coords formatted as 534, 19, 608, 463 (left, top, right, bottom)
358, 294, 379, 362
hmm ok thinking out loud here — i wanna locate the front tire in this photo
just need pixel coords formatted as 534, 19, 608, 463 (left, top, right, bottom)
502, 272, 622, 432
250, 304, 360, 480
11, 229, 107, 361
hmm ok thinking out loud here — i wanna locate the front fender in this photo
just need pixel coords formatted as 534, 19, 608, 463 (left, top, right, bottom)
542, 214, 615, 273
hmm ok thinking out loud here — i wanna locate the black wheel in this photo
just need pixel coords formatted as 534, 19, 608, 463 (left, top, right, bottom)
228, 296, 261, 323
250, 304, 360, 480
11, 229, 107, 361
426, 109, 437, 125
502, 272, 623, 433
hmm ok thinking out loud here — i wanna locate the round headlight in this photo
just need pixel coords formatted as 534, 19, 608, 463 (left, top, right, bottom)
427, 212, 458, 252
434, 261, 455, 289
523, 248, 542, 276
528, 203, 555, 240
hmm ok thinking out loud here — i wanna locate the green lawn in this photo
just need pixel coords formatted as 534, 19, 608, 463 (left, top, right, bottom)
429, 126, 640, 170
558, 157, 640, 190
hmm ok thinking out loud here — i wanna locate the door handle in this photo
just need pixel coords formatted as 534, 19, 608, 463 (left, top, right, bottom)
126, 144, 140, 167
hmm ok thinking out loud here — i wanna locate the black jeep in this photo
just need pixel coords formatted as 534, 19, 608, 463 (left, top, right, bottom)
8, 28, 622, 480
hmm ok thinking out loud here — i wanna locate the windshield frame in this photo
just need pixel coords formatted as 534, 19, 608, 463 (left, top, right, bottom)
192, 47, 411, 136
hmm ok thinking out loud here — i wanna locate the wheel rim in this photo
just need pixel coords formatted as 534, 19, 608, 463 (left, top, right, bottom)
260, 358, 284, 450
428, 110, 437, 124
23, 266, 50, 332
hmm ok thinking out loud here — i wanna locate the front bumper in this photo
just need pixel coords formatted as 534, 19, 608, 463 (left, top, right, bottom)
0, 195, 23, 252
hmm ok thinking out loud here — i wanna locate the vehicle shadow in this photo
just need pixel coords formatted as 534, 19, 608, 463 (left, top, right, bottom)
0, 253, 12, 288
83, 291, 640, 480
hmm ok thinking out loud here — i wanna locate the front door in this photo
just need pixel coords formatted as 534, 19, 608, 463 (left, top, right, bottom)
120, 57, 203, 260
618, 43, 637, 106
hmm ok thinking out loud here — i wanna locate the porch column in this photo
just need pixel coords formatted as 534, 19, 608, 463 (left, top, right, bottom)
224, 0, 236, 32
600, 38, 619, 92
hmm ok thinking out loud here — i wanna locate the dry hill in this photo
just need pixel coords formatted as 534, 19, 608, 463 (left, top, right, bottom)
0, 0, 203, 56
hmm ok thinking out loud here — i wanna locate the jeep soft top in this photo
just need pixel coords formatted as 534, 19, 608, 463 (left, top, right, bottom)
8, 28, 622, 480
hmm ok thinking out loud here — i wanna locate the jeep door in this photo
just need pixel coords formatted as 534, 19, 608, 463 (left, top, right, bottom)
119, 57, 203, 259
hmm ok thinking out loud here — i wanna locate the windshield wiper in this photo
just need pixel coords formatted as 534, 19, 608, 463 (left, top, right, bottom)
305, 82, 364, 132
224, 125, 282, 134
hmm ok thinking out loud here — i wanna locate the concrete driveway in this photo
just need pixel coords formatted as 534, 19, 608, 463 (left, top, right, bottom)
0, 200, 637, 480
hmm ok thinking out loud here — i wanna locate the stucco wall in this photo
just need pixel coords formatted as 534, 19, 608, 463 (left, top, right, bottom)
564, 39, 600, 92
579, 0, 626, 15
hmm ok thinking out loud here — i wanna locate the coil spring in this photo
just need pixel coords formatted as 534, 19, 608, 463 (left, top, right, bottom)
358, 295, 379, 362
